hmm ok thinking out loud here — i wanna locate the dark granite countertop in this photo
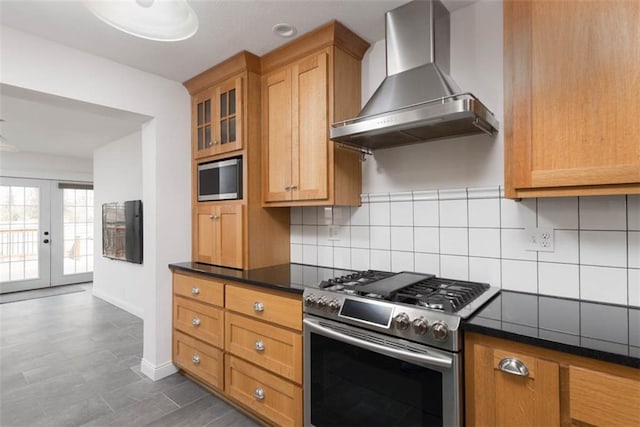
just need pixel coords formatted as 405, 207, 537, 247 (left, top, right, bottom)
462, 290, 640, 369
168, 262, 353, 296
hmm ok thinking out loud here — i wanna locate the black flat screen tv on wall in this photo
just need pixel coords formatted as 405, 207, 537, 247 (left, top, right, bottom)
102, 200, 143, 264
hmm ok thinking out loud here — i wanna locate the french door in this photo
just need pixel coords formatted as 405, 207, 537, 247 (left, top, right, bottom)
0, 177, 93, 293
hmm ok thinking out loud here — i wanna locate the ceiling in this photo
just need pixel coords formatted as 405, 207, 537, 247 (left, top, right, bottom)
0, 0, 474, 160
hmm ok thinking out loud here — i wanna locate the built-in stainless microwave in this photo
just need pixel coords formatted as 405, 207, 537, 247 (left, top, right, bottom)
197, 156, 242, 201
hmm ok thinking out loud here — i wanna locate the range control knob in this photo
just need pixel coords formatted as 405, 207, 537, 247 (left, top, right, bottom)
328, 299, 341, 313
412, 317, 429, 335
317, 296, 329, 310
304, 294, 317, 307
432, 321, 449, 342
393, 313, 410, 330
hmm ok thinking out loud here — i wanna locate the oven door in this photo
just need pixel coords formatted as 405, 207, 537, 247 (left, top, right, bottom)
304, 315, 462, 427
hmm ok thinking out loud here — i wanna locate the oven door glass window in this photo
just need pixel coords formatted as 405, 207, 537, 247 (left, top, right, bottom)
310, 333, 443, 426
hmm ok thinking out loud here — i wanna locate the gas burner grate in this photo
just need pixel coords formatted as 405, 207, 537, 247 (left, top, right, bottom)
319, 270, 393, 289
394, 278, 490, 313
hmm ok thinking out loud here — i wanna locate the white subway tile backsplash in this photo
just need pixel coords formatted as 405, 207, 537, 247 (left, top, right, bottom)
440, 228, 468, 256
580, 231, 627, 268
370, 202, 390, 226
440, 200, 468, 227
370, 250, 391, 271
579, 195, 627, 230
291, 187, 635, 304
501, 198, 536, 229
502, 260, 537, 293
290, 225, 302, 244
370, 226, 391, 250
302, 207, 318, 225
414, 201, 439, 226
391, 227, 414, 252
390, 201, 413, 226
469, 228, 500, 258
629, 231, 640, 269
538, 197, 578, 229
629, 195, 640, 231
538, 230, 579, 264
440, 255, 469, 280
350, 203, 370, 226
317, 246, 334, 268
538, 262, 579, 299
414, 227, 439, 253
580, 265, 627, 305
469, 257, 501, 287
351, 248, 370, 270
414, 253, 440, 275
468, 198, 500, 228
333, 247, 351, 270
501, 228, 537, 261
392, 251, 414, 272
302, 245, 318, 265
629, 269, 640, 307
351, 226, 370, 249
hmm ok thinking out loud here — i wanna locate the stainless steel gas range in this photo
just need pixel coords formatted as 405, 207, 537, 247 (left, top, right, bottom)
303, 270, 500, 427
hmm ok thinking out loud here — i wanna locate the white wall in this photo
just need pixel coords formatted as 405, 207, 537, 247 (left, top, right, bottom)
360, 0, 504, 193
1, 26, 191, 380
92, 131, 144, 317
0, 151, 93, 182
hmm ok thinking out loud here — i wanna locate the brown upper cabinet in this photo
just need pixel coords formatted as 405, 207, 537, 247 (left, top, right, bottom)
504, 0, 640, 198
261, 21, 370, 207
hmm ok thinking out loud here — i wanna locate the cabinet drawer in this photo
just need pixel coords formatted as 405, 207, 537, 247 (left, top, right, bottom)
225, 285, 301, 331
225, 312, 302, 383
174, 296, 224, 349
174, 272, 224, 307
569, 366, 640, 426
173, 330, 223, 390
225, 355, 302, 427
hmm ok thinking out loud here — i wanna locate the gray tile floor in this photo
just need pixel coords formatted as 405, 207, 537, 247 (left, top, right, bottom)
0, 284, 260, 427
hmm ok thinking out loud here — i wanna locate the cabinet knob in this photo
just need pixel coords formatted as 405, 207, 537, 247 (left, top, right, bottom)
192, 317, 201, 327
212, 139, 219, 145
192, 354, 200, 365
253, 302, 264, 313
498, 357, 529, 377
290, 184, 298, 190
209, 214, 220, 220
284, 185, 291, 191
253, 387, 265, 400
254, 340, 265, 352
191, 287, 200, 295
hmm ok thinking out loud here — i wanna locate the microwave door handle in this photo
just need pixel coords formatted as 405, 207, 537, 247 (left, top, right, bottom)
303, 317, 452, 369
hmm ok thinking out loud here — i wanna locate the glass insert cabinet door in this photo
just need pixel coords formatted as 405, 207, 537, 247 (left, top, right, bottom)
0, 178, 93, 293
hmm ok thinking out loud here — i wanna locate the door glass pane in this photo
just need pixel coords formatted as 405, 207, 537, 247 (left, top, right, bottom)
220, 92, 227, 117
229, 117, 236, 142
220, 119, 228, 144
197, 102, 203, 125
205, 125, 211, 147
198, 127, 204, 150
229, 89, 236, 114
0, 185, 39, 281
204, 99, 211, 123
63, 188, 94, 276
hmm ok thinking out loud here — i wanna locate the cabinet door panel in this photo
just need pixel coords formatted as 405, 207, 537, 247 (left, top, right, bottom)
214, 77, 243, 155
195, 207, 216, 264
192, 92, 216, 159
263, 70, 293, 202
292, 52, 329, 201
217, 204, 243, 269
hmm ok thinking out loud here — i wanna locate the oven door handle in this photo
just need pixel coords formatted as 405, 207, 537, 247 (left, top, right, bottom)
304, 318, 453, 369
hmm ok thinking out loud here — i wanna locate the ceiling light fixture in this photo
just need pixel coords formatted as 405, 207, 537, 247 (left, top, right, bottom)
84, 0, 199, 42
272, 23, 297, 38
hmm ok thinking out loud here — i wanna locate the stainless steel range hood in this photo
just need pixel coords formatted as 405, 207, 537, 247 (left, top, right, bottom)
330, 0, 498, 150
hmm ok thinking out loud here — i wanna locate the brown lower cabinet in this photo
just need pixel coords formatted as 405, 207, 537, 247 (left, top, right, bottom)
465, 332, 640, 427
172, 271, 303, 426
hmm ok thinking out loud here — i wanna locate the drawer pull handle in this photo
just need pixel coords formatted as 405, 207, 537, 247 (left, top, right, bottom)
191, 287, 200, 295
254, 387, 265, 400
255, 340, 265, 352
253, 302, 264, 313
192, 317, 201, 327
192, 354, 201, 365
498, 357, 529, 377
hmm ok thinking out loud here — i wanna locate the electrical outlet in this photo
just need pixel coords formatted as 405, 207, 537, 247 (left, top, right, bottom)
525, 227, 554, 252
328, 225, 340, 241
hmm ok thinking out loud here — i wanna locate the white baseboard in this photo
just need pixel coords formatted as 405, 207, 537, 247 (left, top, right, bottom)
91, 288, 144, 319
140, 358, 178, 381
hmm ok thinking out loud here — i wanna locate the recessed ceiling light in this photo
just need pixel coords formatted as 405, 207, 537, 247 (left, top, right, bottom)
84, 0, 199, 42
272, 23, 297, 38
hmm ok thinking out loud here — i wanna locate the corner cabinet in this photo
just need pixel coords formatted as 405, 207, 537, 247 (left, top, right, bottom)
261, 21, 369, 207
465, 332, 640, 426
504, 0, 640, 198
